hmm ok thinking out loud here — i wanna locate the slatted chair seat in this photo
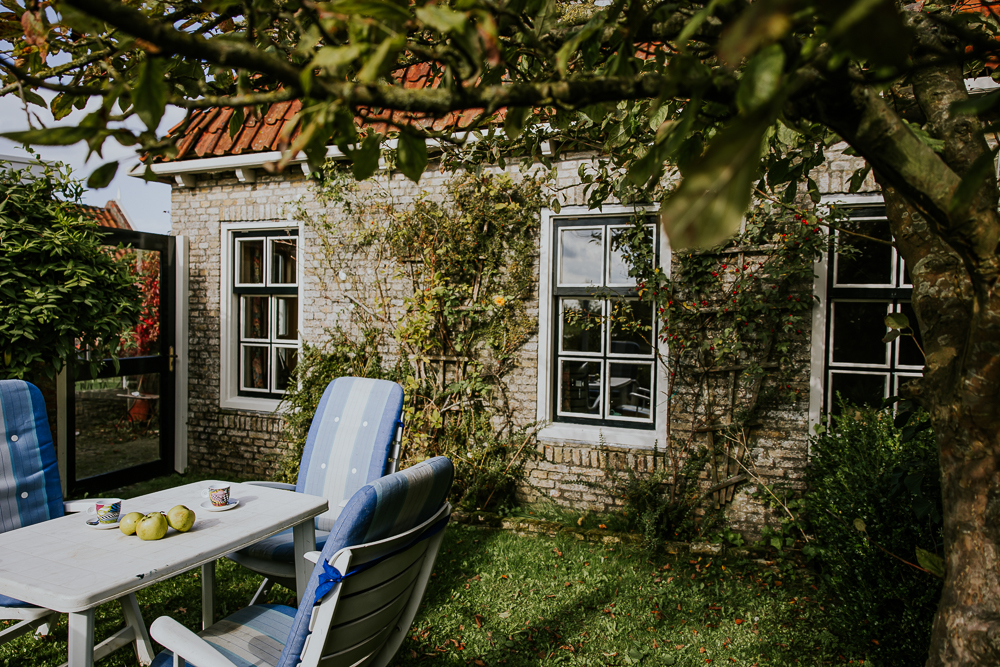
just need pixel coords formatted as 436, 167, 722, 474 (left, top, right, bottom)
149, 456, 454, 667
227, 377, 404, 598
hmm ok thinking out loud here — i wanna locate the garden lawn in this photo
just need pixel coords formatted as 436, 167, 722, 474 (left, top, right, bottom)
0, 522, 876, 667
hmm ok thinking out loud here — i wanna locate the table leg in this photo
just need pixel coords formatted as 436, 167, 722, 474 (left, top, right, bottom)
201, 561, 216, 630
67, 609, 95, 667
121, 593, 155, 665
292, 519, 317, 604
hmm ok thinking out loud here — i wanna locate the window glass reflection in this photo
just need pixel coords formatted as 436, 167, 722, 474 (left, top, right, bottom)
242, 296, 268, 340
275, 297, 298, 340
239, 240, 264, 284
608, 362, 653, 420
561, 299, 603, 353
829, 372, 887, 415
609, 299, 653, 356
832, 301, 889, 365
559, 228, 603, 285
271, 238, 297, 284
835, 220, 893, 285
275, 347, 298, 391
242, 346, 269, 390
559, 360, 602, 415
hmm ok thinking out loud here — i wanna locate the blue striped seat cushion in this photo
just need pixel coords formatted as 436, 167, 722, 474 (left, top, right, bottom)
295, 378, 403, 532
0, 380, 64, 533
150, 605, 296, 667
239, 528, 330, 563
0, 593, 35, 608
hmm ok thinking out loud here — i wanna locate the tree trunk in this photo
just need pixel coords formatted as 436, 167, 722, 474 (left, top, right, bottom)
881, 186, 1000, 666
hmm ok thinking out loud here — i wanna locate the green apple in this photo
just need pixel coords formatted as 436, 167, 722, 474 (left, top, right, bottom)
119, 511, 144, 536
137, 512, 169, 541
166, 505, 195, 532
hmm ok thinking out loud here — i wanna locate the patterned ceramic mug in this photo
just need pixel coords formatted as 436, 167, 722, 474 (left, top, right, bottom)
202, 483, 231, 507
88, 499, 122, 524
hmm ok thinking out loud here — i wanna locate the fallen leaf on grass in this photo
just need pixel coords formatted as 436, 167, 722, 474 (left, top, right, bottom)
734, 619, 744, 625
498, 611, 511, 619
475, 615, 484, 628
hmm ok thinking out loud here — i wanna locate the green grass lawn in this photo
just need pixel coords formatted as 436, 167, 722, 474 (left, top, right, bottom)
0, 519, 871, 667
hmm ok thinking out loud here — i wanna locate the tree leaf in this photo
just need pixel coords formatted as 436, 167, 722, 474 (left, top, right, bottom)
852, 518, 866, 532
397, 130, 427, 182
736, 44, 785, 115
504, 107, 530, 141
882, 329, 902, 344
659, 108, 773, 248
134, 57, 169, 131
346, 133, 382, 180
885, 312, 909, 330
358, 35, 405, 83
719, 0, 794, 65
311, 44, 363, 76
915, 547, 945, 579
2, 125, 93, 146
86, 161, 119, 189
416, 4, 467, 33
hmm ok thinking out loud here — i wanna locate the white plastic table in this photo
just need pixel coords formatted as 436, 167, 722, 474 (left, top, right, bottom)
0, 481, 327, 667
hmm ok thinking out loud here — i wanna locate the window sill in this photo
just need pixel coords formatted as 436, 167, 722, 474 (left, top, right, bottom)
220, 396, 284, 414
537, 423, 660, 450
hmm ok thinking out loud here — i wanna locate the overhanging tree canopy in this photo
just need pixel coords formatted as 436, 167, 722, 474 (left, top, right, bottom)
4, 0, 1000, 664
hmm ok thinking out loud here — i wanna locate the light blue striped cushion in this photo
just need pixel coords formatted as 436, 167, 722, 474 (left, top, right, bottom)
239, 529, 329, 563
150, 605, 296, 667
0, 380, 63, 533
296, 378, 403, 532
275, 456, 453, 667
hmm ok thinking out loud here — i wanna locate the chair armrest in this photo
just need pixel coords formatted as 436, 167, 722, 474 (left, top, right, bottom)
150, 616, 238, 667
304, 551, 321, 564
245, 481, 296, 491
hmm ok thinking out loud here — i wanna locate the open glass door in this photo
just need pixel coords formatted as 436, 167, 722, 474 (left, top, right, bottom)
66, 230, 175, 495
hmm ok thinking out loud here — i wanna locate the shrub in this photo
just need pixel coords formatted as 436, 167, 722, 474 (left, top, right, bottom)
0, 160, 141, 379
803, 402, 942, 665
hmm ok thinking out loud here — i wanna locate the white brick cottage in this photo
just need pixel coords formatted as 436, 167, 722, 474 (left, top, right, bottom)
145, 102, 910, 532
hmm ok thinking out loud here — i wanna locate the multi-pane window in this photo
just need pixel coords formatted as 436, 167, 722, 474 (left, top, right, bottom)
553, 216, 658, 428
824, 204, 923, 413
233, 230, 299, 398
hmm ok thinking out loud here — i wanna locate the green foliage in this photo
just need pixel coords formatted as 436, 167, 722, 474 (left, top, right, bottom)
0, 161, 141, 380
280, 172, 543, 511
803, 402, 942, 666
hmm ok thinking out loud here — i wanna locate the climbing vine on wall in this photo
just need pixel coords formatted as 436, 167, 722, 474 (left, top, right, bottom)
281, 169, 545, 511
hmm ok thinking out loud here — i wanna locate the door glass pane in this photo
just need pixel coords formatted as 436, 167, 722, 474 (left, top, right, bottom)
829, 372, 887, 415
242, 296, 269, 340
559, 228, 604, 285
238, 239, 265, 284
897, 302, 924, 368
271, 238, 297, 284
274, 296, 298, 340
242, 345, 269, 391
118, 250, 161, 359
608, 362, 653, 420
608, 226, 652, 285
74, 374, 160, 480
561, 299, 603, 353
831, 301, 889, 365
834, 220, 893, 285
559, 360, 602, 416
609, 299, 653, 355
274, 347, 298, 391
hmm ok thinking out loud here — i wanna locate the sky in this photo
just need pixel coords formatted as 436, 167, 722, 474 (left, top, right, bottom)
0, 92, 185, 235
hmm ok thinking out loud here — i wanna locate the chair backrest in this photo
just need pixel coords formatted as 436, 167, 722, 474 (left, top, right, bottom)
296, 377, 404, 531
0, 380, 64, 533
277, 456, 454, 667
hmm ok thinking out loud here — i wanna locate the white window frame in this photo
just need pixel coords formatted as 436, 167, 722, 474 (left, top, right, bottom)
220, 220, 304, 412
536, 205, 671, 449
808, 194, 922, 431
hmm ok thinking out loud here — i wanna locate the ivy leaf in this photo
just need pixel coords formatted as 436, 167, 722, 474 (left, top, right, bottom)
134, 57, 169, 131
397, 130, 427, 182
915, 547, 945, 579
86, 161, 119, 189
